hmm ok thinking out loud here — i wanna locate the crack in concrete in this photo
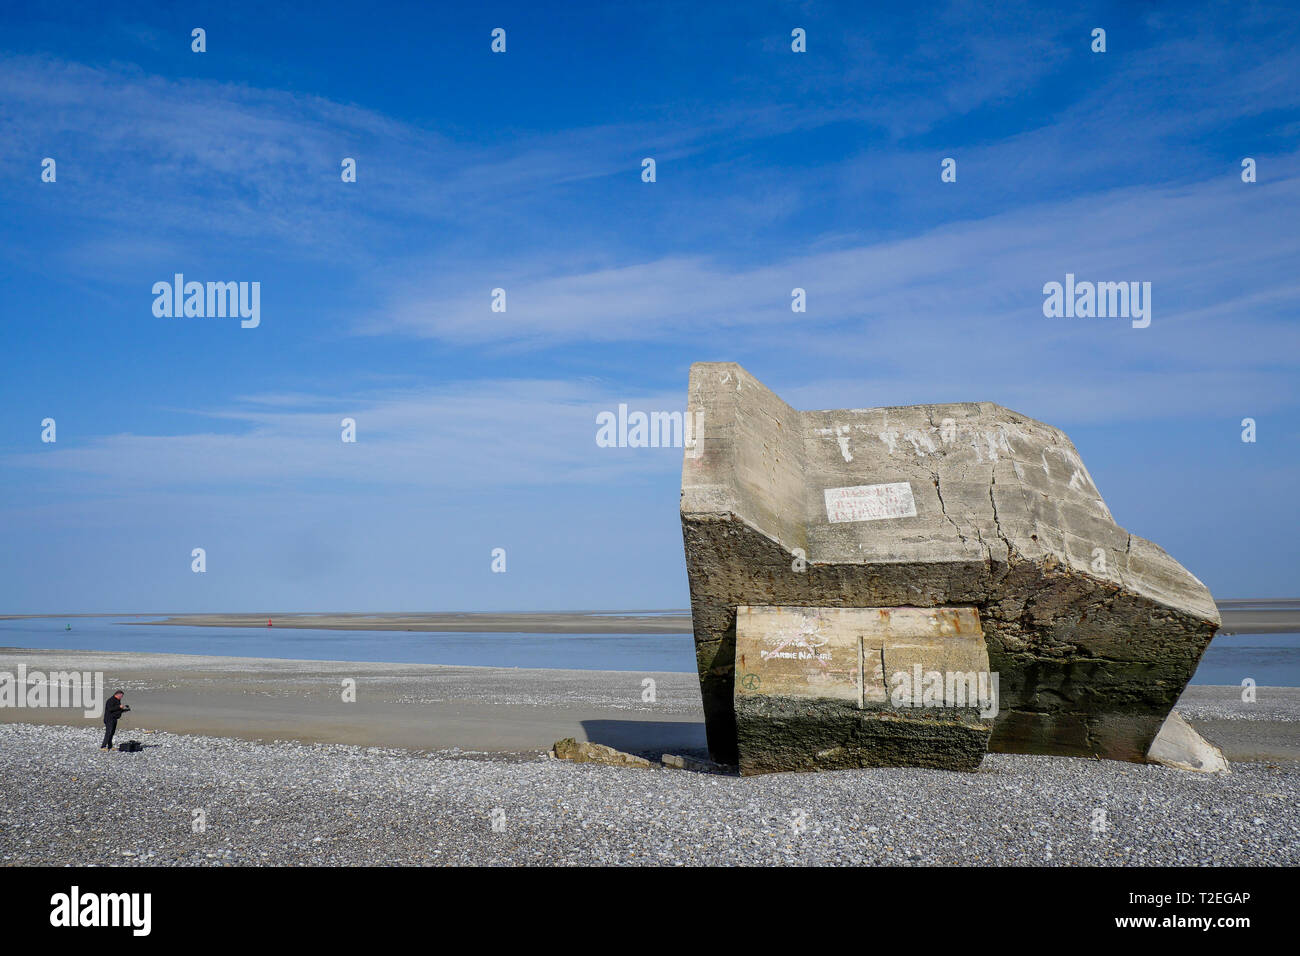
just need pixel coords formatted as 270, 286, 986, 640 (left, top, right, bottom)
988, 468, 1015, 561
932, 472, 969, 545
880, 645, 888, 708
858, 636, 865, 709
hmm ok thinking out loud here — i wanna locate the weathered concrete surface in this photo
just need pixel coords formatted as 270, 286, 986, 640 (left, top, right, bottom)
1146, 711, 1230, 774
552, 738, 652, 768
661, 753, 726, 773
680, 362, 1220, 772
733, 606, 993, 773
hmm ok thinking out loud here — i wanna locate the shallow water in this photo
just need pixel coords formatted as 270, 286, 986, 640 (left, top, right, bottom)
0, 618, 698, 672
2, 617, 1296, 684
1187, 632, 1300, 686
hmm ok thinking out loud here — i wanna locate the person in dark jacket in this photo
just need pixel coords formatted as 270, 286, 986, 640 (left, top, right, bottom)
100, 690, 129, 750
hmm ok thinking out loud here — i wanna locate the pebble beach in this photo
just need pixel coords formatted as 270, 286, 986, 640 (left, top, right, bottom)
3, 721, 1297, 866
1, 646, 1296, 867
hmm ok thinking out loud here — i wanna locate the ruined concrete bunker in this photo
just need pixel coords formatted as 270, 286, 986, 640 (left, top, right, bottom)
679, 362, 1220, 775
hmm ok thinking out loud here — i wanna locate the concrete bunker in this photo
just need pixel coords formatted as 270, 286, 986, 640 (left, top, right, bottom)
679, 362, 1222, 774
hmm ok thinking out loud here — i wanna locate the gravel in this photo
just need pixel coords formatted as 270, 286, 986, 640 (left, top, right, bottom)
1174, 685, 1300, 723
4, 722, 1296, 866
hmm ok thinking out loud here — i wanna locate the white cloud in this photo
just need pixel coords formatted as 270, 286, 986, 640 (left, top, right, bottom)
362, 164, 1300, 423
2, 380, 692, 499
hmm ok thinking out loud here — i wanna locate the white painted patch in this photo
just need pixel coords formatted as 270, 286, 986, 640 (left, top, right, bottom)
835, 424, 852, 462
904, 429, 937, 457
824, 482, 917, 523
877, 431, 900, 454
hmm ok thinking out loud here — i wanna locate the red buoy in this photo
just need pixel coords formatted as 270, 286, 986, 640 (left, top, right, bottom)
267, 618, 273, 627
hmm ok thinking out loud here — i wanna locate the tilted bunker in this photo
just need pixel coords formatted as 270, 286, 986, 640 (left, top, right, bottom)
679, 362, 1221, 775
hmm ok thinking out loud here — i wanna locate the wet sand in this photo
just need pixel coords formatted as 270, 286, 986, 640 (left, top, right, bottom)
0, 648, 707, 758
142, 611, 691, 633
0, 647, 1295, 763
2, 611, 696, 633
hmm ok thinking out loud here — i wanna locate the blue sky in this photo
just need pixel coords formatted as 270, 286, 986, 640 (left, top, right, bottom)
1, 0, 1297, 612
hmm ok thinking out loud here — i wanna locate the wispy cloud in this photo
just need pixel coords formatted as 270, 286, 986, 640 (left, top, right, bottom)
363, 163, 1300, 421
2, 379, 691, 502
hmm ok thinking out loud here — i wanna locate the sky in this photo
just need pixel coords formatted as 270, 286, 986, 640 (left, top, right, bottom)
1, 0, 1297, 612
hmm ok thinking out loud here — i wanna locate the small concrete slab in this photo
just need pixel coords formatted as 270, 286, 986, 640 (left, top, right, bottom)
552, 738, 651, 769
661, 753, 727, 773
1147, 711, 1230, 774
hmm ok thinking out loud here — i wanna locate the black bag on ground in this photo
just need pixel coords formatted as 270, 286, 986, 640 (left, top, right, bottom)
118, 740, 143, 753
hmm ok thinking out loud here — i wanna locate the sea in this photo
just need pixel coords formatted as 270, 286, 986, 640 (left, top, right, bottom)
2, 617, 1297, 685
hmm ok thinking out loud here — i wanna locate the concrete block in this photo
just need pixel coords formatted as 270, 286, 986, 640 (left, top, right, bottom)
681, 362, 1220, 772
1147, 711, 1230, 774
552, 738, 652, 769
733, 605, 994, 773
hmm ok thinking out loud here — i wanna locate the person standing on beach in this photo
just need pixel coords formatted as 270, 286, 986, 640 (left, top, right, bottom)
100, 690, 129, 750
